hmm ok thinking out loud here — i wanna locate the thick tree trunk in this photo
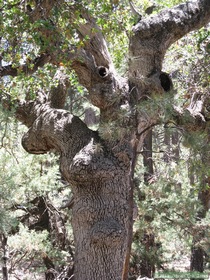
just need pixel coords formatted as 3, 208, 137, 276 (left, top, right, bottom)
18, 101, 135, 280
71, 176, 130, 280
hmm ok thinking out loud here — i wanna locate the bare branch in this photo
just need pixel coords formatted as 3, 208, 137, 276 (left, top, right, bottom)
132, 0, 210, 47
129, 0, 210, 77
129, 0, 142, 22
59, 196, 74, 210
70, 5, 114, 70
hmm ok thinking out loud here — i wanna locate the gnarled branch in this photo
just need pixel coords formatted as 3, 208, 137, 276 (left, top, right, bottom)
129, 0, 210, 77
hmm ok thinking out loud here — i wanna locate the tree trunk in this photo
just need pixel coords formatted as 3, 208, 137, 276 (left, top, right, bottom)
171, 130, 180, 162
1, 234, 8, 280
62, 137, 133, 280
139, 233, 155, 278
190, 188, 210, 279
190, 218, 205, 280
143, 130, 153, 183
190, 243, 204, 273
71, 176, 130, 280
139, 131, 155, 278
19, 102, 135, 280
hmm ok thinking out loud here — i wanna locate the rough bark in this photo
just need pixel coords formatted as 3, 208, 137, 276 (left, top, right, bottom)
1, 0, 210, 279
1, 234, 9, 280
129, 0, 210, 77
143, 130, 154, 183
19, 101, 133, 280
141, 131, 156, 277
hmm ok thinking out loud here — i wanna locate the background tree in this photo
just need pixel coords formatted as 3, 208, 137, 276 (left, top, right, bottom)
0, 0, 210, 279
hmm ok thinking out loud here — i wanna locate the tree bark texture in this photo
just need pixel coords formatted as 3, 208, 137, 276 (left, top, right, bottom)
143, 130, 154, 183
1, 0, 210, 279
19, 101, 134, 279
1, 234, 9, 280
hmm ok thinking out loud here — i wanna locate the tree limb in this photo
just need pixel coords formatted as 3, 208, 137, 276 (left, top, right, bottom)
132, 0, 210, 47
48, 67, 70, 109
0, 53, 51, 77
129, 0, 210, 77
129, 0, 142, 22
1, 1, 127, 113
20, 101, 92, 155
25, 0, 60, 22
69, 4, 114, 70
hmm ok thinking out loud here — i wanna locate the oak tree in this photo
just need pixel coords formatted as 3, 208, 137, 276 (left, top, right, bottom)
1, 0, 210, 279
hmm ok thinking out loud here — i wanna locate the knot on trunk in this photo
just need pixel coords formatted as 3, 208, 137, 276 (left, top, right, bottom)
97, 66, 109, 78
67, 139, 116, 183
22, 129, 51, 154
90, 218, 125, 246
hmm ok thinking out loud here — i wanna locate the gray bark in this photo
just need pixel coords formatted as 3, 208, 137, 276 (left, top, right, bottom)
129, 0, 210, 77
1, 0, 210, 279
19, 98, 134, 279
